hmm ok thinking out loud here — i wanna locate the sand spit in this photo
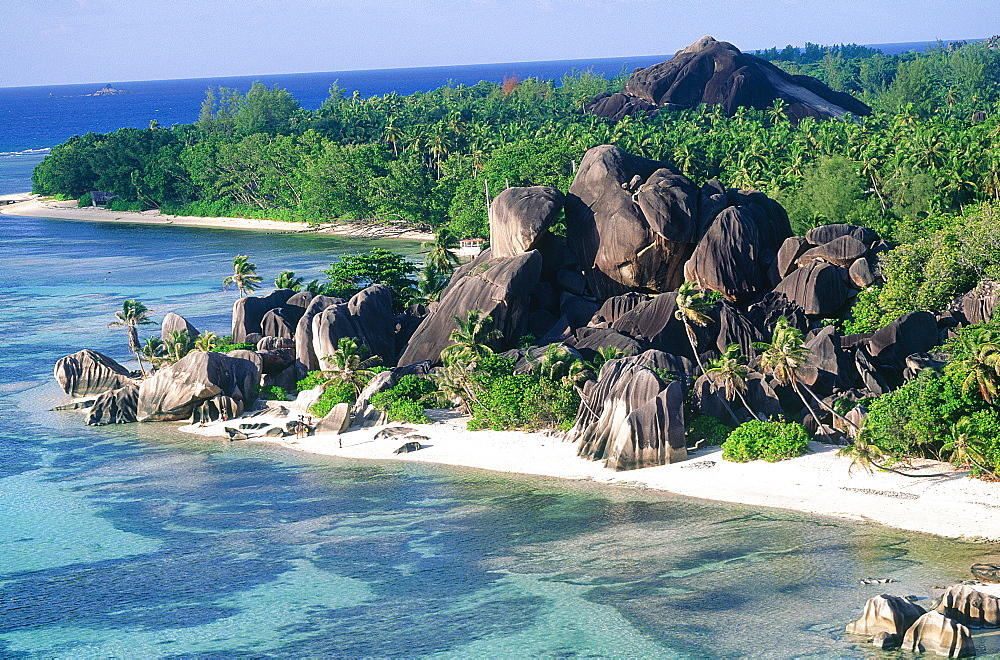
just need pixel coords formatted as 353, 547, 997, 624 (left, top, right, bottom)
0, 196, 434, 241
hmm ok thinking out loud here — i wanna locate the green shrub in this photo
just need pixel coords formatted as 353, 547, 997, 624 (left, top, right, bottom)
309, 379, 355, 417
722, 421, 810, 463
465, 353, 580, 431
369, 375, 436, 424
215, 341, 256, 353
686, 413, 733, 447
260, 385, 289, 401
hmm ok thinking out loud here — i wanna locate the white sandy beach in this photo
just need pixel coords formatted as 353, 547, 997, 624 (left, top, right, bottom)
181, 405, 1000, 542
0, 195, 434, 241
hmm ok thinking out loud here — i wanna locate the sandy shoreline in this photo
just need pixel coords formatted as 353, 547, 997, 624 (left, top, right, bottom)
181, 406, 1000, 542
0, 195, 434, 241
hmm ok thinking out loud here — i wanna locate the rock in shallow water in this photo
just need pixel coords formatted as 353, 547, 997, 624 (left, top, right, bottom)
54, 349, 135, 397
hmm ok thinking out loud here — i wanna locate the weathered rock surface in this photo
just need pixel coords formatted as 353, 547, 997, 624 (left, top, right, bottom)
796, 235, 868, 268
806, 223, 877, 247
685, 201, 791, 302
582, 92, 658, 121
160, 312, 200, 341
137, 351, 259, 422
867, 311, 940, 367
846, 594, 927, 637
260, 308, 298, 339
347, 284, 397, 365
54, 349, 134, 397
772, 260, 850, 317
776, 236, 810, 278
599, 36, 871, 122
191, 394, 243, 424
489, 186, 564, 259
232, 289, 295, 343
294, 295, 341, 373
972, 563, 1000, 584
566, 350, 688, 469
397, 250, 542, 366
565, 145, 696, 298
902, 611, 976, 658
85, 385, 139, 425
315, 402, 352, 435
849, 257, 877, 288
936, 584, 1000, 628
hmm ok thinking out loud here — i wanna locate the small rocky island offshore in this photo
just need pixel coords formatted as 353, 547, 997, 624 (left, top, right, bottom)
84, 84, 134, 96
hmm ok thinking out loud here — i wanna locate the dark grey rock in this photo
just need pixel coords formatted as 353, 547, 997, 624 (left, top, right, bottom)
231, 289, 295, 343
805, 223, 877, 247
772, 260, 850, 317
565, 145, 694, 298
489, 186, 564, 259
797, 235, 868, 268
397, 251, 542, 366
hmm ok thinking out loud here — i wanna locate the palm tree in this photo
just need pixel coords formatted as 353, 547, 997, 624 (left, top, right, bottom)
194, 331, 220, 352
439, 309, 501, 366
754, 316, 825, 431
421, 226, 461, 276
321, 337, 381, 397
109, 300, 155, 376
946, 329, 1000, 404
163, 329, 193, 364
942, 417, 997, 478
674, 281, 713, 377
223, 255, 262, 297
274, 270, 303, 292
706, 344, 758, 422
140, 336, 165, 369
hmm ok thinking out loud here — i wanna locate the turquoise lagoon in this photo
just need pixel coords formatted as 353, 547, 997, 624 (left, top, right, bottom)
0, 214, 997, 657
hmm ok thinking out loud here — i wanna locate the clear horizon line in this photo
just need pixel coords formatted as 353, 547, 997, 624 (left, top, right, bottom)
2, 36, 984, 91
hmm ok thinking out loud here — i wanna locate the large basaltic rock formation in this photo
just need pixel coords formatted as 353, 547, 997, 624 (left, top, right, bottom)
136, 351, 259, 422
160, 312, 200, 341
397, 248, 543, 366
565, 350, 687, 469
86, 384, 139, 425
586, 36, 872, 123
566, 146, 708, 298
489, 186, 564, 259
54, 349, 135, 397
231, 289, 295, 343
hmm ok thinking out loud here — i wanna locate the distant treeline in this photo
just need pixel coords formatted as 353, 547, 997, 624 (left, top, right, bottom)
31, 39, 1000, 241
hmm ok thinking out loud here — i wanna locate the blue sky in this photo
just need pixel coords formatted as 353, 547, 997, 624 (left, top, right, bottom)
4, 0, 997, 87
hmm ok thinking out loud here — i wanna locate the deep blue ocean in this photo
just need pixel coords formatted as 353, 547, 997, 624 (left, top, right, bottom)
0, 51, 995, 657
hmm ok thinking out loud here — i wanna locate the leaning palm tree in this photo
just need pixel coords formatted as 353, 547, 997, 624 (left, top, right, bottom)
422, 226, 461, 276
223, 255, 262, 297
274, 270, 304, 292
321, 337, 381, 398
674, 281, 713, 377
439, 310, 501, 366
109, 299, 155, 376
754, 316, 825, 431
706, 343, 758, 422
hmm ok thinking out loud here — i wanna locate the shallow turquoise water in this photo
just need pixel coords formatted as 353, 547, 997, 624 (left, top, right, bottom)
0, 215, 996, 657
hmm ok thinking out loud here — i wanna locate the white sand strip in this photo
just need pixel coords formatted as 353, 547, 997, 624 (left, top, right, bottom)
0, 196, 433, 240
182, 410, 1000, 541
